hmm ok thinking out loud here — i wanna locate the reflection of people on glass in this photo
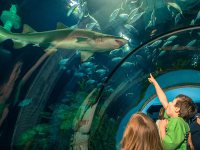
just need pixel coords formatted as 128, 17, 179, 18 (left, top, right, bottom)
148, 73, 196, 150
121, 112, 163, 150
189, 113, 200, 150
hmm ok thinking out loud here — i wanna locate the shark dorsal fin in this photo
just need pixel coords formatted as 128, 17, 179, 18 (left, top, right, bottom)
56, 22, 68, 29
23, 24, 36, 33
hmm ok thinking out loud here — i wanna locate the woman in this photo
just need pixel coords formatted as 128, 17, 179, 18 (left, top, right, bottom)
121, 112, 163, 150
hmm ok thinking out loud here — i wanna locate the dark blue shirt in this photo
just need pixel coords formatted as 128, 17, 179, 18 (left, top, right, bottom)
190, 121, 200, 150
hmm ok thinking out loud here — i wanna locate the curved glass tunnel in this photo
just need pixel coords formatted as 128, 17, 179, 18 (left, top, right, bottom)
0, 0, 200, 150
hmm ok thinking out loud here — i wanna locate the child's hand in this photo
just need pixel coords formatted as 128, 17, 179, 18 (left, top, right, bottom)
160, 119, 168, 128
148, 73, 157, 85
159, 119, 168, 140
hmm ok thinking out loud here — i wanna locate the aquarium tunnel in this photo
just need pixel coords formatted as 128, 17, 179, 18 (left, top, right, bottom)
1, 0, 200, 150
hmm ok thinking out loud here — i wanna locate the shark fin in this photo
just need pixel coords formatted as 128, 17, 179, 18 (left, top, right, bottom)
22, 24, 36, 34
56, 22, 68, 29
13, 40, 27, 49
81, 51, 93, 62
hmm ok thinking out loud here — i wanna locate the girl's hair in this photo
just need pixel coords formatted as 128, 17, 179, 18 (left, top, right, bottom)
121, 112, 163, 150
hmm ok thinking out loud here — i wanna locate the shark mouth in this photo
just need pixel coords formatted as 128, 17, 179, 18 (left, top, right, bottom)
115, 39, 126, 47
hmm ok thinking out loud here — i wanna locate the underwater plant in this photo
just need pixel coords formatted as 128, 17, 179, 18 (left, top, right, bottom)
17, 124, 50, 150
0, 4, 21, 31
90, 115, 118, 150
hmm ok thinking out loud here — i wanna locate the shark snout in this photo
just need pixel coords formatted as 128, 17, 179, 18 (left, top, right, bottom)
115, 38, 128, 47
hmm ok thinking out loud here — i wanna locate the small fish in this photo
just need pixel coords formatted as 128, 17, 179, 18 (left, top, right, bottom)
67, 4, 79, 17
119, 13, 129, 22
128, 7, 140, 20
158, 51, 167, 57
109, 49, 121, 56
74, 71, 86, 78
175, 13, 182, 25
96, 69, 107, 76
18, 98, 32, 107
128, 12, 145, 24
135, 55, 144, 62
146, 9, 156, 30
149, 40, 162, 48
85, 14, 101, 30
111, 57, 122, 63
128, 1, 143, 20
172, 44, 180, 50
97, 83, 103, 88
81, 61, 94, 68
59, 58, 69, 70
109, 8, 120, 22
186, 39, 197, 47
150, 29, 157, 37
195, 9, 200, 21
190, 19, 195, 25
122, 45, 131, 54
162, 40, 173, 47
167, 2, 183, 14
166, 35, 178, 42
121, 62, 134, 68
86, 79, 96, 85
124, 24, 139, 35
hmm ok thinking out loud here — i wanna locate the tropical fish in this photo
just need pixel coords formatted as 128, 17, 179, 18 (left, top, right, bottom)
0, 23, 127, 61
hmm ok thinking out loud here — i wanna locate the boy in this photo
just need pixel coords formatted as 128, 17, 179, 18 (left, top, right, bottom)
148, 74, 196, 150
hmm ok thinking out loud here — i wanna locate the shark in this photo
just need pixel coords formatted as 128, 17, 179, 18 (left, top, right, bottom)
0, 23, 128, 61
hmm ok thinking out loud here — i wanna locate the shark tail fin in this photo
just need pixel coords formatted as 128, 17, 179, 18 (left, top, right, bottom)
0, 26, 10, 43
81, 51, 94, 62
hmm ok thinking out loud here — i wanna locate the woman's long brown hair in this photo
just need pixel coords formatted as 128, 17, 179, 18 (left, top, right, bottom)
121, 112, 163, 150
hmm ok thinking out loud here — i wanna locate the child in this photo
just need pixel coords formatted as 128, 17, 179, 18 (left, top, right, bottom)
148, 74, 196, 150
121, 112, 163, 150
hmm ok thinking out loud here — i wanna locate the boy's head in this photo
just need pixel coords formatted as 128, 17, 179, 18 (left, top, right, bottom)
166, 94, 197, 119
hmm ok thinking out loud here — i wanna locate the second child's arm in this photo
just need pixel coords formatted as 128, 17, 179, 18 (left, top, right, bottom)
148, 73, 169, 109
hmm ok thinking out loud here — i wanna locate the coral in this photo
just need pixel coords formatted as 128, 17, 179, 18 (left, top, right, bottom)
0, 4, 21, 31
0, 61, 22, 126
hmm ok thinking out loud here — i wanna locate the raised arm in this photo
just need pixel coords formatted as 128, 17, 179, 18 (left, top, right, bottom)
148, 73, 169, 109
